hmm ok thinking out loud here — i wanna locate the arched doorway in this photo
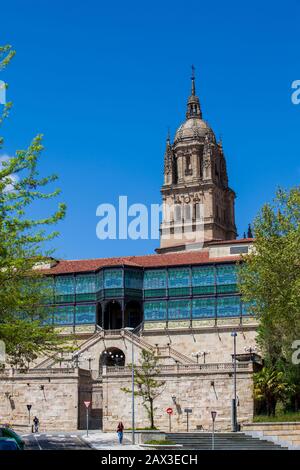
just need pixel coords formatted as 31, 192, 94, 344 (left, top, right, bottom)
103, 300, 122, 330
124, 300, 143, 328
100, 347, 125, 367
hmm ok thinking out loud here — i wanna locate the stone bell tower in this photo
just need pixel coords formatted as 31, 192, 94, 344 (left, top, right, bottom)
158, 67, 237, 253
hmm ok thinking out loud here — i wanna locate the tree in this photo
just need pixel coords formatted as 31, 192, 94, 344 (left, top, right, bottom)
239, 187, 300, 412
254, 368, 295, 416
122, 349, 165, 429
0, 44, 69, 367
239, 187, 300, 367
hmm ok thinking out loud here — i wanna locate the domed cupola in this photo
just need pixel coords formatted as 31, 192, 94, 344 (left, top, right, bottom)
174, 65, 213, 144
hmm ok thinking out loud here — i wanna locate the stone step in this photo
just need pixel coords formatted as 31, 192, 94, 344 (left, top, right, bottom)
165, 433, 287, 450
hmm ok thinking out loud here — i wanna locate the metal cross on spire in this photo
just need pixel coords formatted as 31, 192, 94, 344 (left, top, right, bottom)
191, 64, 196, 96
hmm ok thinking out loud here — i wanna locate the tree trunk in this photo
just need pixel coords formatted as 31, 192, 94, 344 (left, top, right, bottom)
149, 398, 154, 429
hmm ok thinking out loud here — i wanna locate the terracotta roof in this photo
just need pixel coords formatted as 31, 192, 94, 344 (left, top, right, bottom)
44, 250, 241, 275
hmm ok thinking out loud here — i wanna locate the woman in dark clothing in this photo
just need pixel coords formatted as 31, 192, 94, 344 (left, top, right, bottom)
117, 422, 124, 444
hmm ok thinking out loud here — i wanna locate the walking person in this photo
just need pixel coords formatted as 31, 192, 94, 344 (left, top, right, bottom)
117, 421, 124, 445
33, 416, 40, 433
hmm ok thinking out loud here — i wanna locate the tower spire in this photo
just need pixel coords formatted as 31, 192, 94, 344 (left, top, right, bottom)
186, 65, 202, 120
191, 64, 196, 96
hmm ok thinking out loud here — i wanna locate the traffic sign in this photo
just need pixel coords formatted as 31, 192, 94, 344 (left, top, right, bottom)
84, 401, 91, 408
184, 408, 192, 413
166, 407, 173, 415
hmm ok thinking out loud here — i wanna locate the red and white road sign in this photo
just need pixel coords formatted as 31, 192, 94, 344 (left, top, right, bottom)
166, 407, 173, 415
84, 401, 91, 409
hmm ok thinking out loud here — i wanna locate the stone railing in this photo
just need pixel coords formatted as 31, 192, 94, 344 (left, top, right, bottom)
104, 362, 253, 376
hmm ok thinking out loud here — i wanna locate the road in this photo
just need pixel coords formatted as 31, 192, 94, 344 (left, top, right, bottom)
22, 432, 91, 450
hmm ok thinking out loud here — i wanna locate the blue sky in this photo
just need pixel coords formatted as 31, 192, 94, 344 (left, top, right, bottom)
1, 0, 299, 260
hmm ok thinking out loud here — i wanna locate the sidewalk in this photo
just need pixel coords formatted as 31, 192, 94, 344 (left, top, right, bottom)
81, 432, 142, 450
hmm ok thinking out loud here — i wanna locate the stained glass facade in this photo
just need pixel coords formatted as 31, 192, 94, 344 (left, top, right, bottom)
47, 263, 252, 327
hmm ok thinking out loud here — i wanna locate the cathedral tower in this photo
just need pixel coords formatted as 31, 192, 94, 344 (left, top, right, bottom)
158, 68, 237, 253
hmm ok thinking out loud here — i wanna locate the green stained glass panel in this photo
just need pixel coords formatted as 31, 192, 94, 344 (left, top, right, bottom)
125, 270, 143, 289
96, 271, 103, 292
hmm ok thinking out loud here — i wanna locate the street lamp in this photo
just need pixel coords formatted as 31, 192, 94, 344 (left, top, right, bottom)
244, 346, 257, 362
124, 327, 135, 445
231, 331, 238, 432
192, 350, 209, 364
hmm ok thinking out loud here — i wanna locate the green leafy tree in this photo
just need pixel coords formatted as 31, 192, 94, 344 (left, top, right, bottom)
0, 45, 69, 368
254, 368, 295, 416
239, 187, 300, 412
122, 349, 165, 429
239, 187, 300, 365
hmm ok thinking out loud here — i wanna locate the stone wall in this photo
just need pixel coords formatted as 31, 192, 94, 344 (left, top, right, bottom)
0, 368, 91, 431
102, 364, 254, 432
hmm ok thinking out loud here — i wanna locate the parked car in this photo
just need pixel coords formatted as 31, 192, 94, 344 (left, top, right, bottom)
0, 427, 25, 450
0, 438, 22, 450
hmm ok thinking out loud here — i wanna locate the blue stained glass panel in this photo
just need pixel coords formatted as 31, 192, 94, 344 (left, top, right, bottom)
192, 267, 215, 286
75, 305, 96, 324
192, 298, 216, 318
217, 296, 241, 317
168, 268, 190, 288
104, 269, 123, 289
216, 265, 237, 285
53, 306, 74, 325
76, 274, 96, 294
144, 301, 167, 321
168, 299, 191, 320
144, 270, 167, 289
55, 276, 75, 295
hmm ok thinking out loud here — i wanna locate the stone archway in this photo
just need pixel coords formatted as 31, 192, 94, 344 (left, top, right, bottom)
103, 300, 122, 330
124, 300, 143, 329
100, 347, 125, 367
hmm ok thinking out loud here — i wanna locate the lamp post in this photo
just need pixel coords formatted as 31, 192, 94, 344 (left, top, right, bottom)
231, 331, 238, 432
124, 327, 135, 445
26, 404, 32, 426
211, 411, 217, 450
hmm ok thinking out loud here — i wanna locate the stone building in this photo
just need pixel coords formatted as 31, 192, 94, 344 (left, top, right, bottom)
0, 72, 258, 433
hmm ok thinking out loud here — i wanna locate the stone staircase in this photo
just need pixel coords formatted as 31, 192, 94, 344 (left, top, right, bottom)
165, 432, 288, 450
34, 327, 197, 370
243, 422, 300, 450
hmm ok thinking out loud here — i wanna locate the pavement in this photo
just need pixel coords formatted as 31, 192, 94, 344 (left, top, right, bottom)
21, 431, 142, 450
22, 432, 91, 450
82, 431, 142, 450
